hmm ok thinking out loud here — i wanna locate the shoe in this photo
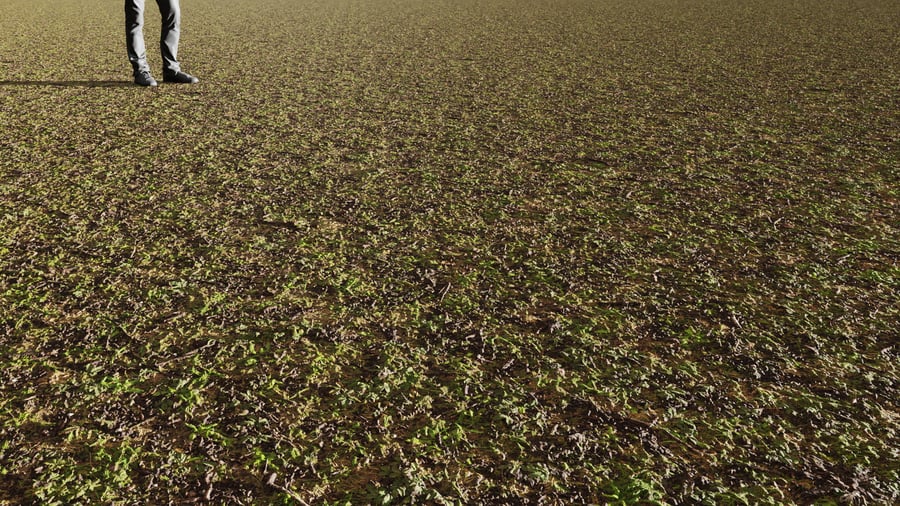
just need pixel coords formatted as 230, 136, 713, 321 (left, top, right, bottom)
134, 70, 158, 87
163, 70, 199, 84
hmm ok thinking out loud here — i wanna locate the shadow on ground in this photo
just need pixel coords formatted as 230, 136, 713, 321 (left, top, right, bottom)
0, 80, 134, 88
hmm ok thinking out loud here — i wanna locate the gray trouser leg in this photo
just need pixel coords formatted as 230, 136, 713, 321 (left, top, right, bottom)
125, 0, 149, 73
157, 0, 182, 72
125, 0, 181, 74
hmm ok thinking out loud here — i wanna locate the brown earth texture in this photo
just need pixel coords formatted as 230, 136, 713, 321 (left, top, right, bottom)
0, 0, 898, 503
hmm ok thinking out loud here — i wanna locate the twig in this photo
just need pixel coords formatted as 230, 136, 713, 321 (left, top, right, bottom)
438, 281, 452, 302
266, 473, 310, 506
155, 341, 217, 369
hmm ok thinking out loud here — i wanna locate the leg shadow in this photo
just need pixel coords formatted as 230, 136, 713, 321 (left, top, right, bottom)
0, 80, 134, 88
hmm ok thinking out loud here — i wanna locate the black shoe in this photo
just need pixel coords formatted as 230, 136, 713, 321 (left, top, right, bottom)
134, 70, 158, 87
163, 70, 199, 84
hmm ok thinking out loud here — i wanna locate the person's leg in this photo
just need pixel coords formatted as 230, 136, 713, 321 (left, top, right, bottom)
157, 0, 198, 83
125, 0, 149, 74
156, 0, 181, 73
